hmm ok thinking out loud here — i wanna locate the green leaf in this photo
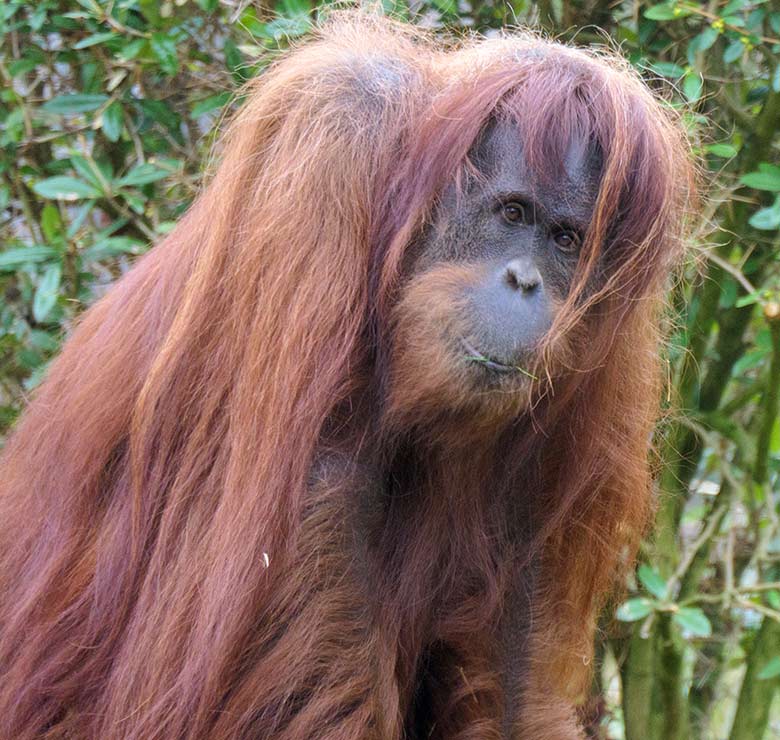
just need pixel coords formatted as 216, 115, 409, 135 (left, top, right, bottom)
138, 99, 181, 133
673, 607, 712, 637
723, 40, 745, 63
740, 166, 780, 192
32, 263, 62, 323
191, 92, 232, 117
757, 656, 780, 680
124, 192, 147, 214
83, 236, 145, 261
706, 143, 738, 158
117, 38, 147, 62
32, 176, 101, 201
734, 291, 763, 309
263, 15, 312, 40
0, 246, 57, 271
772, 420, 780, 457
616, 597, 655, 622
722, 0, 748, 14
644, 4, 678, 21
73, 31, 118, 49
9, 56, 41, 77
139, 0, 162, 24
429, 0, 457, 14
70, 155, 109, 191
29, 329, 60, 353
224, 39, 246, 84
66, 203, 94, 239
650, 61, 686, 78
117, 163, 169, 188
29, 4, 47, 31
749, 198, 780, 230
381, 0, 410, 17
692, 27, 719, 52
40, 204, 63, 243
638, 565, 669, 600
40, 93, 108, 114
150, 33, 179, 76
683, 73, 703, 102
281, 0, 310, 14
101, 101, 124, 142
24, 362, 51, 392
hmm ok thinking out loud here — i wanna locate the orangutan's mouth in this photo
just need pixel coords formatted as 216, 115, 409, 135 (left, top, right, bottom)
460, 338, 536, 378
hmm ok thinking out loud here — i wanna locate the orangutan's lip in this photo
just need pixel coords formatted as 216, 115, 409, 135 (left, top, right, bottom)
460, 338, 518, 374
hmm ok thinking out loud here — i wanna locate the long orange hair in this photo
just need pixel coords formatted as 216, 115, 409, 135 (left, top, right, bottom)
0, 12, 691, 739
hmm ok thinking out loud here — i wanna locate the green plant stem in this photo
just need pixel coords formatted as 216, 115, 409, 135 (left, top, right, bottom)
754, 316, 780, 491
622, 629, 659, 740
729, 313, 780, 740
658, 614, 691, 740
729, 612, 780, 740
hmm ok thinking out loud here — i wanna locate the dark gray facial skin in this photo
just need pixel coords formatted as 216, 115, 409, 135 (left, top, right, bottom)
415, 118, 602, 372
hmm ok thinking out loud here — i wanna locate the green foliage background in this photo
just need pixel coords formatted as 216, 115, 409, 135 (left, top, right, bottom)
1, 1, 779, 737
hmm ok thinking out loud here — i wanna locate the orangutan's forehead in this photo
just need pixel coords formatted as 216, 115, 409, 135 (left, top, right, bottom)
474, 117, 601, 180
470, 118, 601, 229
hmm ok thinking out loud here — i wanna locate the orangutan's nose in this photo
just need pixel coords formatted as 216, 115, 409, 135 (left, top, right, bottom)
503, 258, 542, 294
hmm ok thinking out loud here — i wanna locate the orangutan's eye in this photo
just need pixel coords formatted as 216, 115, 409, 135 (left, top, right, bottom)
552, 229, 581, 253
502, 201, 528, 224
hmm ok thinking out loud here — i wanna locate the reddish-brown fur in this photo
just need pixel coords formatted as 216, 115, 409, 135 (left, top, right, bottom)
0, 13, 692, 739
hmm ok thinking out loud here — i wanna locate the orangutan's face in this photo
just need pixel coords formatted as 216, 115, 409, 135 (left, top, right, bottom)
388, 119, 602, 419
417, 118, 600, 377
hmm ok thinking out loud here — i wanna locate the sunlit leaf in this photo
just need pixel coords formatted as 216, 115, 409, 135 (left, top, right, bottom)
683, 72, 703, 102
616, 598, 656, 622
32, 263, 62, 323
32, 176, 101, 201
741, 166, 780, 192
706, 143, 738, 158
0, 246, 57, 271
673, 607, 712, 637
748, 199, 780, 230
638, 565, 669, 600
101, 101, 124, 142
